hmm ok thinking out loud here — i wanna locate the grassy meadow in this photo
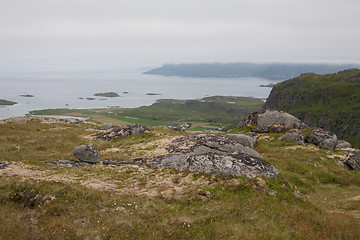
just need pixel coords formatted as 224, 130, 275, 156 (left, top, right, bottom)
0, 119, 360, 239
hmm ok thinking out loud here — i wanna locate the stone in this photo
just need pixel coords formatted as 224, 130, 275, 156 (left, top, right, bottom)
92, 124, 151, 140
45, 160, 89, 167
254, 125, 286, 133
335, 140, 352, 150
343, 151, 360, 171
306, 128, 338, 150
72, 145, 100, 164
102, 158, 144, 166
96, 123, 113, 130
146, 153, 279, 179
225, 133, 258, 148
281, 129, 305, 145
166, 134, 262, 158
0, 161, 10, 169
239, 110, 307, 130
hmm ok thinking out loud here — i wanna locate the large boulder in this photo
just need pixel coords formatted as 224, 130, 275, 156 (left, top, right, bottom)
343, 151, 360, 171
306, 128, 338, 150
225, 133, 258, 148
167, 134, 262, 158
92, 124, 151, 140
72, 145, 100, 164
335, 140, 352, 150
239, 110, 307, 131
146, 153, 279, 179
281, 129, 305, 145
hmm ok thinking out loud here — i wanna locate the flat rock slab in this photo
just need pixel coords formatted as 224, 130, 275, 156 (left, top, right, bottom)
92, 124, 151, 140
146, 153, 280, 179
166, 134, 262, 158
45, 160, 90, 167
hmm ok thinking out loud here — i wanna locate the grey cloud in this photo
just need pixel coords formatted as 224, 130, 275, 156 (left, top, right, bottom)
0, 0, 359, 71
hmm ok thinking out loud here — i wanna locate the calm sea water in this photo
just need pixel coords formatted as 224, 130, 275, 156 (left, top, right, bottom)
0, 71, 277, 119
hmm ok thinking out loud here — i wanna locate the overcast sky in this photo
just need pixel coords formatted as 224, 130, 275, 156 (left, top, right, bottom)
1, 0, 359, 72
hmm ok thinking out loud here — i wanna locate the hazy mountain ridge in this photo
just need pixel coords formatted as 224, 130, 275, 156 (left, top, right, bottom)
264, 68, 360, 147
143, 63, 360, 79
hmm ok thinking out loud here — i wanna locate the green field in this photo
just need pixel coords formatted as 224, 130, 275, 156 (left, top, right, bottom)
32, 96, 264, 130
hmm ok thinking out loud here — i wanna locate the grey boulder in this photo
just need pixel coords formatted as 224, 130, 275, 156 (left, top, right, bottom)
239, 110, 307, 130
343, 151, 360, 171
335, 140, 352, 150
281, 129, 305, 145
306, 128, 338, 150
72, 145, 100, 164
225, 133, 258, 148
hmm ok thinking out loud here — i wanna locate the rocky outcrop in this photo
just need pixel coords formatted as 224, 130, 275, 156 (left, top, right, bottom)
92, 124, 151, 140
225, 133, 258, 148
145, 153, 279, 179
263, 69, 360, 148
72, 145, 100, 164
166, 134, 262, 158
343, 151, 360, 171
239, 110, 307, 132
281, 129, 305, 145
306, 128, 338, 150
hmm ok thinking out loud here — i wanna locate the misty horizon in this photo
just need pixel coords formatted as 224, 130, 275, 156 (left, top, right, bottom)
1, 0, 360, 72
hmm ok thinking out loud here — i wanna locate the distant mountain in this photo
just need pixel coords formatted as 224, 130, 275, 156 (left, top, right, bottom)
264, 68, 360, 147
143, 63, 360, 79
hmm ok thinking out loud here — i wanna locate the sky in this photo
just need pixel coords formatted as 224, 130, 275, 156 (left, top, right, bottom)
1, 0, 360, 72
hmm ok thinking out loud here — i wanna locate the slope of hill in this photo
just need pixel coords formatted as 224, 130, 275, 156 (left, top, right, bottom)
0, 113, 360, 239
264, 68, 360, 147
143, 63, 359, 79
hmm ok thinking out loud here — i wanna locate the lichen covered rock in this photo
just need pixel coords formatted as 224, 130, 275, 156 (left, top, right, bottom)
146, 153, 279, 179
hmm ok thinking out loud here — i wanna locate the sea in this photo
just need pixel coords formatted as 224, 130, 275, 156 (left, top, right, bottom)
0, 70, 278, 120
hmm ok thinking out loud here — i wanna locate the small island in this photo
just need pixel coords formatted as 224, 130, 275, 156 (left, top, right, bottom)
0, 99, 17, 105
259, 83, 275, 88
20, 94, 34, 97
94, 92, 120, 97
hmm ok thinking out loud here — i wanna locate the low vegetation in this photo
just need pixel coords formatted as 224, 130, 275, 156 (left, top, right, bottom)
1, 119, 360, 239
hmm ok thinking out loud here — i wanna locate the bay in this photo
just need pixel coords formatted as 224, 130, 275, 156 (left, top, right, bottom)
0, 71, 277, 120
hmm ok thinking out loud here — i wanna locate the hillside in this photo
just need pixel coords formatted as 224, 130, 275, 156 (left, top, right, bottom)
143, 63, 359, 79
1, 111, 360, 239
264, 68, 360, 147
